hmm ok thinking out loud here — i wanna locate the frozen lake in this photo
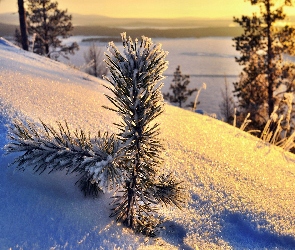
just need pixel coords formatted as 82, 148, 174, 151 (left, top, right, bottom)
60, 36, 244, 118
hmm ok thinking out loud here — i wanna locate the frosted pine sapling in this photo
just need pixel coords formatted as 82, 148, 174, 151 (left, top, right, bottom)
103, 33, 184, 236
5, 33, 184, 236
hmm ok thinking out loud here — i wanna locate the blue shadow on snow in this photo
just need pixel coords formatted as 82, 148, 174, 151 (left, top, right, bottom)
160, 220, 193, 250
220, 210, 295, 249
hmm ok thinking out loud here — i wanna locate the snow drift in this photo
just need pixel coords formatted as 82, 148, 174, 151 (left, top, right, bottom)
0, 37, 295, 249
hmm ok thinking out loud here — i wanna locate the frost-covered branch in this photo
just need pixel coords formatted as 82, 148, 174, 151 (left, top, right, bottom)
5, 119, 122, 195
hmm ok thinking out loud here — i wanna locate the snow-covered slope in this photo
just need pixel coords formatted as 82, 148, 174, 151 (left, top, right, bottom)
0, 37, 295, 249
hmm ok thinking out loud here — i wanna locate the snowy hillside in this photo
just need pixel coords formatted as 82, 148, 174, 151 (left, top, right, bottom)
0, 37, 295, 249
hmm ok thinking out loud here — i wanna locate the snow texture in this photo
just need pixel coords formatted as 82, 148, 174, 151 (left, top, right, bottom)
0, 37, 295, 249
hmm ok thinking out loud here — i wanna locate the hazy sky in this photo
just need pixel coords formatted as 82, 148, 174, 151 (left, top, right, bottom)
0, 0, 294, 19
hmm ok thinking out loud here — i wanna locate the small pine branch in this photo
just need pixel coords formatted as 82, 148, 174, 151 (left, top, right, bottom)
5, 119, 121, 196
152, 174, 185, 209
110, 180, 161, 237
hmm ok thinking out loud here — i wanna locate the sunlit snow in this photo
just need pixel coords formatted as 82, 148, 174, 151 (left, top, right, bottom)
0, 37, 295, 249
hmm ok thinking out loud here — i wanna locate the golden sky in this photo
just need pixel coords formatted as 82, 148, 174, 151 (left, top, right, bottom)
0, 0, 294, 19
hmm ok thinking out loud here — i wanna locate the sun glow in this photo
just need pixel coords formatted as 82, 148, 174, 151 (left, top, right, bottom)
2, 0, 292, 19
56, 0, 261, 19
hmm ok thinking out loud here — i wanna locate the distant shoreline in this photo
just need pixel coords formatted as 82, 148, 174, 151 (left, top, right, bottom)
0, 22, 242, 39
73, 26, 243, 38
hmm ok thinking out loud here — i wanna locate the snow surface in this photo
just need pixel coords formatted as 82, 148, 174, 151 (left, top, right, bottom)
0, 37, 295, 249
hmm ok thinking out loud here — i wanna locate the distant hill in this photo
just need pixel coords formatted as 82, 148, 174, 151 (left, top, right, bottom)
0, 12, 294, 28
0, 12, 293, 38
0, 12, 235, 28
73, 26, 243, 38
0, 22, 17, 37
0, 23, 242, 39
0, 21, 242, 39
0, 13, 18, 25
71, 13, 235, 28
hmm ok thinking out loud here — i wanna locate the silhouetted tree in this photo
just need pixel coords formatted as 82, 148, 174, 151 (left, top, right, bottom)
14, 28, 22, 47
26, 0, 79, 59
84, 43, 108, 78
163, 65, 197, 108
233, 0, 295, 129
219, 77, 235, 123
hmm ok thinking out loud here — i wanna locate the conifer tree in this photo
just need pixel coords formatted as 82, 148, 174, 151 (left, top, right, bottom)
104, 33, 183, 235
233, 0, 295, 129
26, 0, 79, 59
84, 43, 108, 78
5, 33, 184, 236
14, 28, 22, 48
219, 77, 235, 123
163, 65, 197, 108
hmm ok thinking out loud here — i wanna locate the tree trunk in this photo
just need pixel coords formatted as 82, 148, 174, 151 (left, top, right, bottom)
266, 0, 274, 117
124, 84, 141, 228
41, 1, 50, 57
45, 44, 50, 57
18, 0, 29, 51
93, 53, 98, 77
